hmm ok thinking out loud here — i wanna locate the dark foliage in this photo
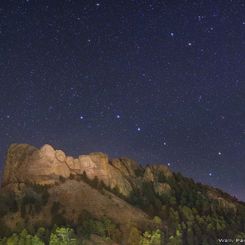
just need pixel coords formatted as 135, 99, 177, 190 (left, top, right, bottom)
0, 192, 18, 216
127, 172, 245, 244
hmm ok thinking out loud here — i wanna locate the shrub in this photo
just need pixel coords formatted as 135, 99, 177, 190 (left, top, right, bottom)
59, 176, 66, 183
51, 201, 61, 215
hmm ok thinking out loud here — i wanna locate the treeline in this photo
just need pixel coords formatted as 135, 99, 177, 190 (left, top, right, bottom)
0, 199, 162, 245
0, 171, 245, 244
128, 172, 245, 244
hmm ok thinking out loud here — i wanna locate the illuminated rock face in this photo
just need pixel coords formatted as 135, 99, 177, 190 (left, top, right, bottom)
2, 144, 70, 186
1, 144, 133, 195
1, 143, 172, 196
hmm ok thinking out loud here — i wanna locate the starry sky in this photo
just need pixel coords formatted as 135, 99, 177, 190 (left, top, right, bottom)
0, 0, 244, 200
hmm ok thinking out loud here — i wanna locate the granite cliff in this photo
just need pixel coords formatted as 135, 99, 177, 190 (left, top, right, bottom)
2, 143, 172, 197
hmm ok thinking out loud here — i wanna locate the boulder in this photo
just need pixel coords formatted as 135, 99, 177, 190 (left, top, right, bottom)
153, 182, 171, 195
111, 158, 140, 177
144, 167, 155, 182
151, 164, 173, 178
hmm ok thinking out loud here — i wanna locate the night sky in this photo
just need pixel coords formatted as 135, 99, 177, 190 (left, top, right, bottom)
0, 0, 244, 200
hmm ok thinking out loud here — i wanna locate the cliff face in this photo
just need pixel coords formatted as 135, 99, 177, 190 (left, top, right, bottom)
1, 143, 245, 244
2, 143, 172, 197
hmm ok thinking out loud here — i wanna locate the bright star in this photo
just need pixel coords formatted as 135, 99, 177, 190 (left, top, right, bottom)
137, 127, 141, 132
218, 152, 222, 155
167, 163, 171, 166
209, 172, 212, 176
116, 114, 120, 119
80, 115, 84, 120
188, 42, 192, 46
170, 32, 174, 37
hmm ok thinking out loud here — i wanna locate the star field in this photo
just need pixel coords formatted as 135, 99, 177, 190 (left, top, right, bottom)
0, 0, 244, 200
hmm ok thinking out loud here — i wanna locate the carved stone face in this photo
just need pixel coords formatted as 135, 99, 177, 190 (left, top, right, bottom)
2, 144, 136, 196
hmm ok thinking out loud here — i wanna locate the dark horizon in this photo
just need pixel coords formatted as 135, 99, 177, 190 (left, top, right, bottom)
0, 1, 244, 201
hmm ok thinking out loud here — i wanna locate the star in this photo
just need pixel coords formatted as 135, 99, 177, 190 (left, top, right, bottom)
198, 95, 202, 102
0, 0, 244, 203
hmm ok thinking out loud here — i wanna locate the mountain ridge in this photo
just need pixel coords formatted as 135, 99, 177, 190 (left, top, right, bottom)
0, 143, 245, 244
1, 143, 172, 197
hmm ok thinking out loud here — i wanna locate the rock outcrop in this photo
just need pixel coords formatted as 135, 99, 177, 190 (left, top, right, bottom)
1, 143, 172, 197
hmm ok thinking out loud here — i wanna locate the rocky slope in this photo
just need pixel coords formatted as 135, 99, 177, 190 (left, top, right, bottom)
0, 143, 245, 244
2, 143, 172, 197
